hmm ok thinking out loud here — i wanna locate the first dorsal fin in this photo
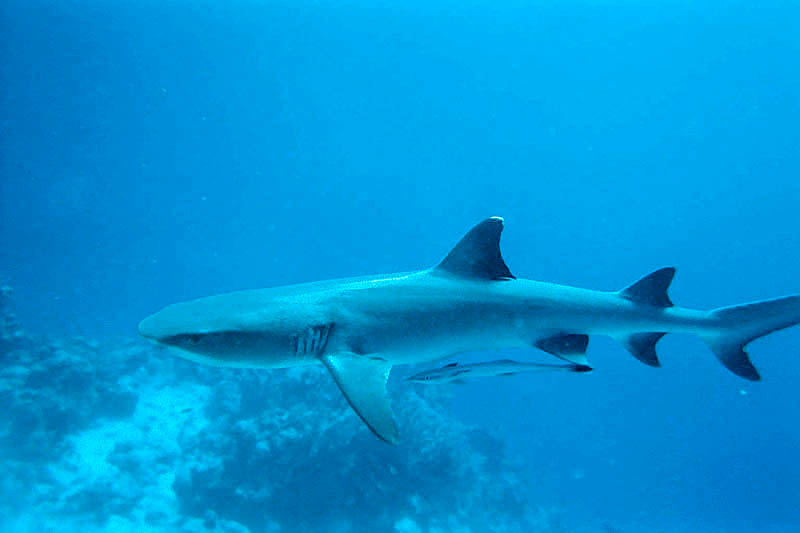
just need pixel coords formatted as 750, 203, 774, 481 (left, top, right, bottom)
435, 217, 515, 280
620, 267, 676, 308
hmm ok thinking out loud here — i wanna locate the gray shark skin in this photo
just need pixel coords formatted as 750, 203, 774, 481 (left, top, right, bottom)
139, 217, 800, 443
407, 359, 592, 384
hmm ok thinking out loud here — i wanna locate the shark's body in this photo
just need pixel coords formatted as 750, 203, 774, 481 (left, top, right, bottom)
407, 359, 591, 384
139, 217, 800, 443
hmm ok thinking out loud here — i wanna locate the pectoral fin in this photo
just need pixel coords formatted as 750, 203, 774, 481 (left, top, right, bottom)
321, 352, 398, 444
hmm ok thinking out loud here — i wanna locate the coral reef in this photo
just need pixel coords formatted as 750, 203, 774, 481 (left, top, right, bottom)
0, 286, 553, 532
0, 285, 24, 343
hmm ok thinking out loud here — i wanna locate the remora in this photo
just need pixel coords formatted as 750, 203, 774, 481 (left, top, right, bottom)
138, 217, 800, 443
406, 359, 592, 384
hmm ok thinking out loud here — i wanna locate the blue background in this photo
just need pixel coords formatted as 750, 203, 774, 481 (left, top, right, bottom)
2, 1, 799, 530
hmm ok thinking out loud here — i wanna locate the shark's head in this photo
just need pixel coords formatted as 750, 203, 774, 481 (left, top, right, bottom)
138, 291, 315, 368
137, 306, 230, 355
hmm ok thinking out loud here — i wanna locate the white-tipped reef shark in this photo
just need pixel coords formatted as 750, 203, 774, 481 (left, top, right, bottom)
139, 217, 800, 443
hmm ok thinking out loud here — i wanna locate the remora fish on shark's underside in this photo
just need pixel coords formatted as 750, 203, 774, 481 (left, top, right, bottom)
139, 217, 800, 443
407, 359, 592, 384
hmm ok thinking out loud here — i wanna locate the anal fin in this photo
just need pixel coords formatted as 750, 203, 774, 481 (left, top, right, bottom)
321, 352, 398, 444
621, 332, 666, 367
534, 333, 590, 365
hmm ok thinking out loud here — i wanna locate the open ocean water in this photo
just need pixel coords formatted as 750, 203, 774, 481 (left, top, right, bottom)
1, 1, 799, 532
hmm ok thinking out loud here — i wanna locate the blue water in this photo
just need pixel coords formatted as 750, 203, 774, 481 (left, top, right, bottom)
2, 1, 799, 531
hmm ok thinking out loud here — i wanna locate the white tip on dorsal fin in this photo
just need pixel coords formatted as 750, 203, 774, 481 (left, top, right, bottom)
435, 217, 515, 281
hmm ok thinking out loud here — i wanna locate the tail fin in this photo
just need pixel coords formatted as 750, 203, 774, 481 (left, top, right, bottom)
706, 295, 800, 381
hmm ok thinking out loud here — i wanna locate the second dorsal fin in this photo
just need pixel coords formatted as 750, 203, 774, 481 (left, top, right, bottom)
435, 217, 515, 281
620, 267, 676, 308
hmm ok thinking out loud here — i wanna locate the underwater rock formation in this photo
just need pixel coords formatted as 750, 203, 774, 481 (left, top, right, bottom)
0, 285, 553, 532
0, 285, 24, 343
173, 367, 532, 532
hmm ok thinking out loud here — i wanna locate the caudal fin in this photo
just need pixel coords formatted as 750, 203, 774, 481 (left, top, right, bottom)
705, 295, 800, 381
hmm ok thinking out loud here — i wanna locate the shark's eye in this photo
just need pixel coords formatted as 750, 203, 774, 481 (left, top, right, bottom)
186, 334, 204, 345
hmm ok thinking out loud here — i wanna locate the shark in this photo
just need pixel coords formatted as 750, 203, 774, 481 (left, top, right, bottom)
138, 217, 800, 443
406, 359, 592, 384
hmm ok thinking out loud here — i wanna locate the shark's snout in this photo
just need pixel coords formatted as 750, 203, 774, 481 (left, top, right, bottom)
137, 314, 162, 341
138, 303, 197, 343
